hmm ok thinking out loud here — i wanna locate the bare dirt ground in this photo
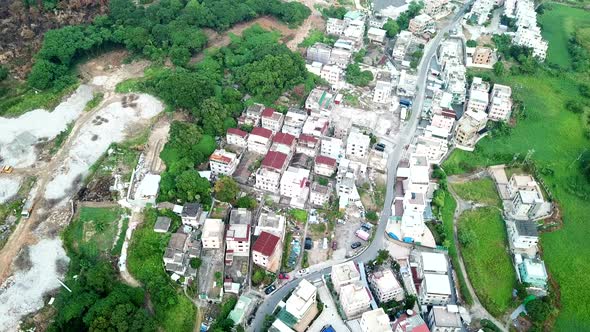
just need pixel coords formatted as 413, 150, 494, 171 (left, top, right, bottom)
145, 116, 170, 174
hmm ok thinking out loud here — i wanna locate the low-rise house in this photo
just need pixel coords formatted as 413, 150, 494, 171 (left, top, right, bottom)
518, 256, 548, 290
409, 14, 435, 35
331, 261, 360, 293
271, 132, 297, 156
346, 130, 371, 161
320, 64, 344, 87
330, 47, 353, 69
307, 43, 332, 64
181, 203, 202, 228
202, 218, 224, 249
305, 88, 335, 116
314, 155, 337, 177
466, 77, 490, 113
209, 149, 240, 176
424, 0, 449, 19
252, 231, 282, 272
427, 111, 456, 139
262, 108, 285, 133
419, 252, 449, 275
229, 295, 254, 326
469, 46, 495, 68
276, 279, 318, 332
367, 27, 387, 44
255, 151, 289, 192
327, 17, 346, 35
321, 136, 344, 160
227, 128, 248, 148
280, 167, 310, 208
373, 72, 393, 104
302, 116, 330, 137
392, 31, 413, 61
360, 308, 392, 332
282, 108, 308, 137
397, 70, 418, 97
154, 216, 171, 233
226, 209, 252, 264
239, 103, 264, 127
340, 281, 372, 319
163, 232, 189, 275
369, 268, 405, 303
508, 220, 539, 251
427, 305, 462, 332
256, 211, 286, 239
296, 134, 319, 157
414, 135, 449, 165
310, 182, 331, 207
506, 174, 549, 221
248, 127, 274, 155
488, 84, 512, 122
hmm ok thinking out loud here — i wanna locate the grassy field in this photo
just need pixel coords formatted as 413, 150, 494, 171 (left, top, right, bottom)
451, 178, 502, 207
128, 209, 195, 332
64, 206, 125, 259
458, 208, 516, 317
0, 79, 79, 118
539, 3, 590, 67
443, 5, 590, 328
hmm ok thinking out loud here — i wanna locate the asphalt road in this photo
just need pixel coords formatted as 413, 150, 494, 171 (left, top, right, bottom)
248, 6, 471, 331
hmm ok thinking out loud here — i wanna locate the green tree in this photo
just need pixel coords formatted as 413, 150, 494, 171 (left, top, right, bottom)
466, 39, 477, 47
493, 61, 505, 76
366, 210, 379, 222
213, 176, 239, 203
321, 5, 347, 19
432, 190, 446, 209
525, 298, 552, 322
190, 257, 202, 269
458, 228, 477, 247
251, 269, 265, 285
175, 170, 211, 203
345, 63, 374, 86
383, 19, 399, 38
195, 98, 230, 136
375, 249, 389, 265
169, 45, 191, 67
236, 195, 258, 209
0, 66, 8, 81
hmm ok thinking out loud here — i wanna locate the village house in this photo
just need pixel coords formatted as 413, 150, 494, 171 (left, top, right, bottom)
346, 129, 371, 161
506, 174, 550, 220
282, 108, 308, 137
226, 128, 248, 148
326, 18, 346, 35
310, 182, 331, 207
469, 0, 494, 25
163, 232, 189, 276
154, 216, 171, 233
392, 31, 414, 61
369, 268, 405, 303
468, 46, 495, 68
296, 134, 319, 157
517, 256, 548, 291
360, 308, 392, 332
466, 77, 490, 113
202, 218, 224, 249
305, 88, 335, 117
397, 70, 418, 98
181, 203, 203, 228
392, 311, 429, 332
225, 209, 252, 265
320, 64, 344, 87
408, 14, 435, 35
314, 155, 337, 177
373, 72, 393, 104
248, 127, 274, 155
454, 110, 488, 150
302, 116, 330, 137
488, 84, 513, 121
508, 220, 539, 251
280, 167, 310, 208
307, 43, 332, 64
321, 136, 344, 160
271, 132, 297, 157
255, 211, 286, 240
427, 305, 463, 332
261, 108, 285, 133
238, 103, 264, 127
209, 149, 240, 176
340, 281, 372, 319
255, 151, 289, 192
426, 110, 456, 139
252, 231, 282, 272
330, 47, 353, 69
414, 135, 449, 165
424, 0, 449, 18
416, 252, 452, 306
367, 27, 387, 44
275, 279, 318, 332
331, 261, 360, 293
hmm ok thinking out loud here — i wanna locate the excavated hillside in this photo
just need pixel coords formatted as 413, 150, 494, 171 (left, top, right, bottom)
0, 0, 107, 79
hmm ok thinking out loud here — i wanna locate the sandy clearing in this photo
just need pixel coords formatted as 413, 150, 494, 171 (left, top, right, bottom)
0, 178, 22, 204
0, 85, 94, 167
0, 239, 69, 332
44, 94, 164, 201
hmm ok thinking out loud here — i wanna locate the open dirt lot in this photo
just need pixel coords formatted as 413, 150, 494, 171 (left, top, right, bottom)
198, 249, 224, 300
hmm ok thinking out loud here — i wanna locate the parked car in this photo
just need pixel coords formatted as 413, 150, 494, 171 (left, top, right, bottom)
278, 273, 290, 280
297, 268, 310, 276
332, 241, 337, 250
264, 285, 276, 295
304, 237, 313, 250
351, 242, 362, 249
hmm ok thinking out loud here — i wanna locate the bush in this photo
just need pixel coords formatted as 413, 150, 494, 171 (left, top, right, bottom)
190, 257, 202, 269
236, 195, 258, 209
466, 39, 477, 47
526, 298, 553, 323
0, 66, 8, 81
365, 210, 378, 222
345, 63, 374, 86
566, 100, 585, 113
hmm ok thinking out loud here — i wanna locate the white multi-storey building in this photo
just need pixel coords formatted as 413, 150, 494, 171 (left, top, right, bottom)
202, 218, 224, 249
209, 149, 240, 176
321, 136, 344, 160
369, 269, 405, 303
346, 129, 371, 160
320, 64, 344, 86
466, 77, 490, 113
331, 261, 360, 293
373, 72, 393, 103
360, 308, 392, 332
261, 108, 284, 133
248, 127, 273, 154
279, 167, 310, 208
282, 108, 308, 137
340, 281, 372, 319
488, 84, 513, 121
226, 128, 248, 147
255, 151, 288, 192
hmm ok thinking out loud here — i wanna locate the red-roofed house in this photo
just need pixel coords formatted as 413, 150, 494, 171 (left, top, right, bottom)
271, 132, 296, 156
261, 108, 285, 133
248, 127, 273, 154
296, 134, 319, 157
227, 128, 248, 148
252, 231, 282, 272
255, 151, 288, 192
314, 155, 337, 177
209, 149, 240, 175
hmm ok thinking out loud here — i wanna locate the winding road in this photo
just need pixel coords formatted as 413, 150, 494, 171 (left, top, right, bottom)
248, 4, 472, 331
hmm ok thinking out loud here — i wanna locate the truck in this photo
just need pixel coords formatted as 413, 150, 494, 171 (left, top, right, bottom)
355, 229, 370, 241
1, 166, 13, 174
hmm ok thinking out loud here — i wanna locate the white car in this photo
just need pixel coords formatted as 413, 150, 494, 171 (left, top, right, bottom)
297, 268, 310, 277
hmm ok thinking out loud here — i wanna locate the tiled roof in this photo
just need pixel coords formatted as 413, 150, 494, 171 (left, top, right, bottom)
251, 127, 273, 139
273, 132, 296, 146
261, 107, 275, 118
262, 151, 288, 170
227, 128, 248, 138
210, 153, 232, 164
253, 231, 280, 256
299, 134, 318, 143
315, 155, 337, 167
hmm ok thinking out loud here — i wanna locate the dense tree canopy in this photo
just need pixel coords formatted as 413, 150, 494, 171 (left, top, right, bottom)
213, 176, 240, 203
345, 63, 374, 86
